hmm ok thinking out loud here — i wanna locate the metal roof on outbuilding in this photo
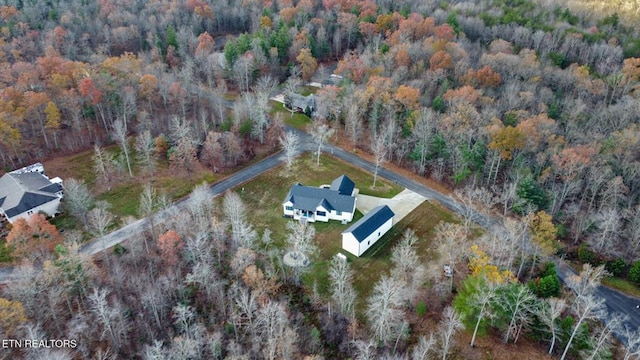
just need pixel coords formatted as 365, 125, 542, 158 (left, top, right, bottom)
342, 205, 394, 242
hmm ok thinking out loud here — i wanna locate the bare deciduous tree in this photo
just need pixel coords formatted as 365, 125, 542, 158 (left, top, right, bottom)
88, 288, 125, 351
139, 184, 156, 218
434, 222, 466, 293
582, 312, 626, 360
390, 229, 424, 302
411, 108, 435, 176
366, 275, 405, 346
352, 339, 377, 360
621, 324, 640, 360
310, 122, 335, 166
279, 131, 299, 172
438, 306, 463, 360
412, 334, 436, 360
285, 220, 317, 284
93, 144, 116, 186
189, 182, 214, 232
169, 117, 199, 171
112, 119, 133, 178
537, 297, 567, 354
63, 178, 94, 227
256, 300, 292, 360
88, 201, 115, 238
370, 131, 387, 188
223, 192, 256, 249
561, 264, 608, 360
468, 279, 499, 348
135, 130, 156, 175
497, 283, 537, 344
328, 255, 356, 319
588, 207, 621, 255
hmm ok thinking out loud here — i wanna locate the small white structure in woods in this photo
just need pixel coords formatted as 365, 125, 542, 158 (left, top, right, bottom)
0, 163, 64, 224
341, 205, 395, 257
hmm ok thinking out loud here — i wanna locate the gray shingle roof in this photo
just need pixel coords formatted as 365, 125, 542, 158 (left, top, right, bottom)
283, 184, 355, 213
288, 93, 316, 111
330, 175, 355, 195
0, 172, 61, 219
342, 205, 394, 242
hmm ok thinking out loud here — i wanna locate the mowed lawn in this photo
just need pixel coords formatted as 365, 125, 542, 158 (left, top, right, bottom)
236, 154, 460, 306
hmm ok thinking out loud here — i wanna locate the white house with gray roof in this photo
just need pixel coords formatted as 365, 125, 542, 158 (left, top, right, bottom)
342, 205, 394, 257
0, 164, 63, 224
282, 175, 356, 223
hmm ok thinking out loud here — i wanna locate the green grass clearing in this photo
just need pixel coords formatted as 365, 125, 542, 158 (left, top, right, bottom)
235, 154, 459, 313
602, 276, 640, 297
269, 101, 312, 130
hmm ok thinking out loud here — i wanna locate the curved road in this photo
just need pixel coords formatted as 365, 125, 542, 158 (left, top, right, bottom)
297, 129, 640, 342
1, 126, 638, 343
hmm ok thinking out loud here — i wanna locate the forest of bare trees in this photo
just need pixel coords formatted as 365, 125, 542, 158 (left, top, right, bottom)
2, 0, 640, 358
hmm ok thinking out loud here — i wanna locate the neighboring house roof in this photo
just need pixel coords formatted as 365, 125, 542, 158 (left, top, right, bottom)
330, 175, 355, 196
0, 172, 62, 218
9, 162, 44, 175
288, 93, 316, 111
284, 184, 355, 213
342, 205, 395, 242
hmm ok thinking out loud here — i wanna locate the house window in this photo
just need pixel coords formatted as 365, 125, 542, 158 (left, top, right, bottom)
378, 232, 381, 237
368, 241, 370, 245
27, 210, 34, 215
285, 206, 293, 211
336, 210, 342, 216
317, 211, 326, 217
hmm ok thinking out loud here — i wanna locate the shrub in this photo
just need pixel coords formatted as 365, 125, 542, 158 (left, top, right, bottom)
628, 261, 640, 286
416, 301, 427, 317
113, 243, 128, 256
432, 95, 446, 113
537, 275, 561, 298
577, 243, 598, 265
605, 258, 627, 277
541, 262, 557, 277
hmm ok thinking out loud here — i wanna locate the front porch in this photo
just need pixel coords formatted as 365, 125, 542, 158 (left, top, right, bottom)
294, 209, 317, 222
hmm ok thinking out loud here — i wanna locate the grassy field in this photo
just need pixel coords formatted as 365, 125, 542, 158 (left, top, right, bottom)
235, 153, 460, 308
45, 143, 217, 222
269, 101, 312, 130
602, 276, 640, 297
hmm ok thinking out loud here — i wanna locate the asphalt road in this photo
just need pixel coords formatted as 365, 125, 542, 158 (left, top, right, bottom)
1, 125, 638, 344
555, 261, 640, 340
295, 129, 640, 341
79, 150, 288, 256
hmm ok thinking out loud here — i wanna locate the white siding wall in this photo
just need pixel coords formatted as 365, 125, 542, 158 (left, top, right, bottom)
8, 198, 61, 224
315, 206, 329, 222
341, 217, 393, 257
342, 233, 360, 257
283, 202, 294, 217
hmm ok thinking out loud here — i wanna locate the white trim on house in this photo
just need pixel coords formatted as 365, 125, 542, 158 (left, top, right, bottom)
282, 175, 356, 223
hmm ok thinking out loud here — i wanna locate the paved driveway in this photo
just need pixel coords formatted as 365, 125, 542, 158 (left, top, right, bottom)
356, 189, 427, 222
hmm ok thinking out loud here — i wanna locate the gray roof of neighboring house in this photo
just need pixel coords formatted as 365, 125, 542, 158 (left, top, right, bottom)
330, 175, 355, 195
342, 205, 395, 242
283, 184, 355, 213
0, 172, 61, 218
289, 93, 315, 111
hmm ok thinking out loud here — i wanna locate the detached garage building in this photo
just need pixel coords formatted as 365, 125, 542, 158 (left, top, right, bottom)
342, 205, 394, 257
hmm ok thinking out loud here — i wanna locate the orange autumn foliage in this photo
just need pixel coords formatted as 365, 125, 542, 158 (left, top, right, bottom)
157, 229, 184, 266
6, 214, 63, 260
